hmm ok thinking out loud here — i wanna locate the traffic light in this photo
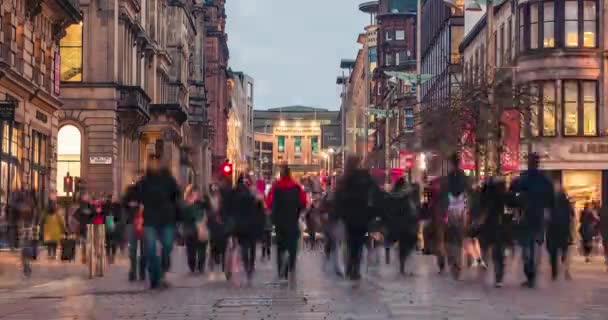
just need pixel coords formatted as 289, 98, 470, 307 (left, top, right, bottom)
63, 174, 73, 193
222, 161, 233, 177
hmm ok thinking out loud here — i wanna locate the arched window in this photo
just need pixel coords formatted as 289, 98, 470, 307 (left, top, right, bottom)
57, 125, 81, 196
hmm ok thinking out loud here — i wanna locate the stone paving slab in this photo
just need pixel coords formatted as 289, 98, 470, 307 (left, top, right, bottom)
0, 247, 606, 319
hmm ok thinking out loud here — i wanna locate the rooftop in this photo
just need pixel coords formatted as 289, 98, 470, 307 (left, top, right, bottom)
359, 1, 379, 13
264, 106, 331, 113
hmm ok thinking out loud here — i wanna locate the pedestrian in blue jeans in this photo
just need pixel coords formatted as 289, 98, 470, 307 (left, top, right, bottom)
135, 156, 180, 289
509, 153, 553, 289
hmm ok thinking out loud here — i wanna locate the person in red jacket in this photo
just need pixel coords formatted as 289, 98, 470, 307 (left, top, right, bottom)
267, 166, 307, 280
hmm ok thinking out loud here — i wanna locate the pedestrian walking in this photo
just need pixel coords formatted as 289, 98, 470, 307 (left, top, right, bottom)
206, 182, 228, 273
546, 184, 573, 281
136, 156, 180, 289
74, 194, 94, 263
479, 177, 508, 287
509, 153, 554, 288
579, 203, 598, 263
229, 175, 265, 281
439, 154, 470, 280
182, 185, 208, 274
123, 180, 146, 282
267, 166, 307, 281
385, 177, 418, 275
103, 195, 122, 264
42, 202, 65, 259
599, 203, 608, 271
334, 155, 382, 281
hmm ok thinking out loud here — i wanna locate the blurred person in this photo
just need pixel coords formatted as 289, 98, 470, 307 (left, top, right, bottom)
205, 184, 228, 271
74, 193, 94, 263
267, 166, 307, 281
104, 195, 122, 264
230, 175, 265, 281
386, 177, 418, 275
599, 203, 608, 271
509, 153, 554, 288
479, 177, 508, 287
579, 203, 598, 263
123, 178, 146, 282
136, 156, 180, 289
439, 153, 470, 280
42, 196, 65, 259
546, 183, 573, 281
334, 155, 382, 281
182, 185, 207, 273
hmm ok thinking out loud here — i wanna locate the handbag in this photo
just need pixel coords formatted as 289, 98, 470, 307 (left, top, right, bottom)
196, 216, 209, 241
134, 208, 144, 239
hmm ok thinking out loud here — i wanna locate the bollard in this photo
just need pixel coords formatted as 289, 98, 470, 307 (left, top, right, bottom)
87, 224, 106, 278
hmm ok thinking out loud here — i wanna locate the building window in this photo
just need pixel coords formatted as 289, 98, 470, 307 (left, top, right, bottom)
404, 108, 414, 132
507, 19, 512, 62
311, 136, 319, 153
543, 1, 555, 47
385, 53, 393, 66
294, 136, 302, 157
563, 80, 597, 136
247, 82, 253, 100
542, 82, 557, 136
582, 81, 597, 135
31, 131, 48, 198
520, 0, 597, 50
386, 30, 393, 41
395, 30, 405, 40
277, 136, 285, 153
530, 3, 539, 49
57, 125, 81, 196
519, 6, 527, 52
565, 1, 579, 47
59, 24, 83, 82
583, 0, 597, 47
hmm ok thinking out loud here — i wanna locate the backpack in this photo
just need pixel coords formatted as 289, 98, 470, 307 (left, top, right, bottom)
105, 215, 115, 233
446, 193, 467, 226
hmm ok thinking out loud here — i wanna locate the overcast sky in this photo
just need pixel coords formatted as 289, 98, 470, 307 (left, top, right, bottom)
225, 0, 368, 110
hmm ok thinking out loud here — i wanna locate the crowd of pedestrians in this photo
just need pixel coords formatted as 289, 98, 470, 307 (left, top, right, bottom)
4, 151, 608, 290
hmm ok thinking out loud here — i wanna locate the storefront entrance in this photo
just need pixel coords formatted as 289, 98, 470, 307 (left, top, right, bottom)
562, 170, 602, 211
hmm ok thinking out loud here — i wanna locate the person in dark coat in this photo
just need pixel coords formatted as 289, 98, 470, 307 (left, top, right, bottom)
123, 180, 146, 282
479, 177, 509, 287
206, 181, 229, 272
579, 203, 598, 263
135, 157, 180, 289
509, 153, 554, 288
267, 166, 308, 280
599, 204, 608, 271
386, 177, 418, 275
334, 155, 382, 281
181, 185, 207, 274
229, 175, 265, 280
546, 184, 573, 280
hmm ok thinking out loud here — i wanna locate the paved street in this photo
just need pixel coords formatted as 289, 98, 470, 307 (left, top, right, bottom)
0, 248, 606, 320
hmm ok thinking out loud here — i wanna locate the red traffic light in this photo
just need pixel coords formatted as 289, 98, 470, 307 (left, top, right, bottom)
63, 175, 73, 193
222, 162, 233, 176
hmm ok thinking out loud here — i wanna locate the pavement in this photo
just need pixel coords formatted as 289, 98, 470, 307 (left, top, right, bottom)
0, 246, 605, 320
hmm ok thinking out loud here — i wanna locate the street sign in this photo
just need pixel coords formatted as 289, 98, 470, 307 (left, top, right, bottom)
0, 101, 16, 122
89, 156, 112, 165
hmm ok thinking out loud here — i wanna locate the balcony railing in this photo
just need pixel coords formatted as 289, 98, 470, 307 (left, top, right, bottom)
117, 86, 151, 117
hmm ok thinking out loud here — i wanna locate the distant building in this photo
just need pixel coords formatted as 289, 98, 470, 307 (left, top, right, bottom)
253, 106, 339, 177
227, 71, 254, 176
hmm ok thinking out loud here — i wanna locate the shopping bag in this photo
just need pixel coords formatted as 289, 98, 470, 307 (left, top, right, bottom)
133, 207, 144, 239
196, 216, 209, 242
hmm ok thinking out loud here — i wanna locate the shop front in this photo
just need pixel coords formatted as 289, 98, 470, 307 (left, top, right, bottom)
527, 140, 608, 211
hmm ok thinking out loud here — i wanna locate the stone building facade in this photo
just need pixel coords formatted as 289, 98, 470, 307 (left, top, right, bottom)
227, 71, 254, 176
58, 0, 207, 196
204, 0, 229, 173
461, 0, 608, 209
0, 0, 80, 208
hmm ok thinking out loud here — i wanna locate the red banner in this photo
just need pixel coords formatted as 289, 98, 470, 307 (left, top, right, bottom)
501, 110, 520, 172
